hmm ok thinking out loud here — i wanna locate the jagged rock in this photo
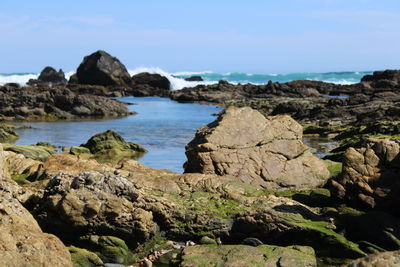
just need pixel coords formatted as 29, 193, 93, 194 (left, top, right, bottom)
27, 66, 67, 85
361, 69, 400, 88
29, 171, 157, 246
76, 50, 131, 86
3, 150, 44, 184
184, 106, 329, 188
0, 145, 72, 267
330, 138, 400, 216
0, 124, 19, 142
346, 250, 400, 267
178, 244, 317, 267
130, 72, 171, 96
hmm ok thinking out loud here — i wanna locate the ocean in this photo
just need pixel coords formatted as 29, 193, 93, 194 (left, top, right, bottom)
0, 68, 372, 89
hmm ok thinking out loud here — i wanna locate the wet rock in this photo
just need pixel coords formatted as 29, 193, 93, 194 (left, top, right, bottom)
184, 76, 203, 81
178, 244, 317, 267
330, 138, 400, 216
0, 124, 19, 142
184, 106, 329, 188
76, 50, 131, 86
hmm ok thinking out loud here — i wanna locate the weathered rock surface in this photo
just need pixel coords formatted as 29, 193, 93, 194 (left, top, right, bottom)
184, 75, 203, 81
130, 72, 171, 96
361, 69, 400, 89
0, 145, 72, 267
3, 143, 55, 161
29, 171, 157, 246
184, 106, 329, 188
0, 85, 132, 120
0, 124, 19, 142
28, 66, 67, 85
330, 138, 400, 216
76, 50, 131, 86
346, 250, 400, 267
178, 244, 317, 267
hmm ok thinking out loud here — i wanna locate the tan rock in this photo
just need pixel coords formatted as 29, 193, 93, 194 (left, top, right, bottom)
346, 250, 400, 267
184, 106, 329, 188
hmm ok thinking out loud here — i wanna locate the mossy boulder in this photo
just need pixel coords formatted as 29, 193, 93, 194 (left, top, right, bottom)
70, 146, 91, 156
177, 244, 317, 267
2, 143, 55, 161
0, 124, 19, 142
81, 130, 146, 161
79, 235, 135, 265
68, 246, 103, 267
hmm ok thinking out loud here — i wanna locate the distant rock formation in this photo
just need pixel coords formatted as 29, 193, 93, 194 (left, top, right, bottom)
185, 75, 203, 81
184, 106, 330, 188
28, 66, 67, 85
76, 50, 131, 86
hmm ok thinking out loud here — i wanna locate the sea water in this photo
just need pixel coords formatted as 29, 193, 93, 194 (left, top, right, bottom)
0, 68, 372, 89
12, 97, 222, 173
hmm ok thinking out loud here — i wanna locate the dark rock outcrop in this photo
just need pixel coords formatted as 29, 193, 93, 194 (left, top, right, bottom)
0, 85, 132, 120
184, 75, 203, 81
184, 106, 329, 188
330, 138, 400, 216
361, 69, 400, 89
76, 50, 131, 86
130, 72, 171, 96
28, 66, 67, 85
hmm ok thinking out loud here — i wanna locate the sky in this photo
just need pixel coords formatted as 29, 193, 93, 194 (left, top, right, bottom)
0, 0, 399, 73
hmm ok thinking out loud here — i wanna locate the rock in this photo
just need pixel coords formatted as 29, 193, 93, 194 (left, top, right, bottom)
38, 66, 67, 84
178, 245, 317, 267
0, 124, 19, 142
346, 250, 400, 267
29, 171, 156, 247
199, 236, 217, 245
76, 50, 131, 86
70, 146, 91, 156
81, 130, 147, 161
0, 85, 132, 120
184, 76, 203, 81
79, 235, 135, 265
361, 70, 400, 88
3, 150, 44, 185
130, 72, 171, 96
241, 237, 263, 246
0, 146, 72, 266
330, 138, 400, 216
2, 143, 55, 161
184, 106, 330, 188
68, 246, 104, 267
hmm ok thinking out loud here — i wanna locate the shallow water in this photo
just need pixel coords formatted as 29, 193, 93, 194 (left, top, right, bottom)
12, 97, 222, 173
11, 97, 336, 172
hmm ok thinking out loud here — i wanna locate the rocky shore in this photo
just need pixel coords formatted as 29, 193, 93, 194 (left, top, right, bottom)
1, 106, 400, 266
1, 50, 400, 266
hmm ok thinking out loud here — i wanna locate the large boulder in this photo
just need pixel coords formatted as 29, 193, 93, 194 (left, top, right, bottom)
76, 50, 131, 86
130, 72, 171, 96
361, 70, 400, 88
0, 145, 72, 267
330, 138, 400, 216
184, 106, 330, 188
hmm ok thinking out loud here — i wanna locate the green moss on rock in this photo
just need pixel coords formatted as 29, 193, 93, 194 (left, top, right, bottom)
2, 143, 55, 161
79, 235, 135, 265
68, 246, 103, 267
70, 146, 91, 155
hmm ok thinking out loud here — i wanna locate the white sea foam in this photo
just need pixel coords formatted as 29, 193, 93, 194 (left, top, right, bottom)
128, 67, 215, 90
0, 73, 38, 85
172, 70, 213, 76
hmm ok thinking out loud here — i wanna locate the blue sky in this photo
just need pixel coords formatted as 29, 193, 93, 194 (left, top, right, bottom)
0, 0, 399, 73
